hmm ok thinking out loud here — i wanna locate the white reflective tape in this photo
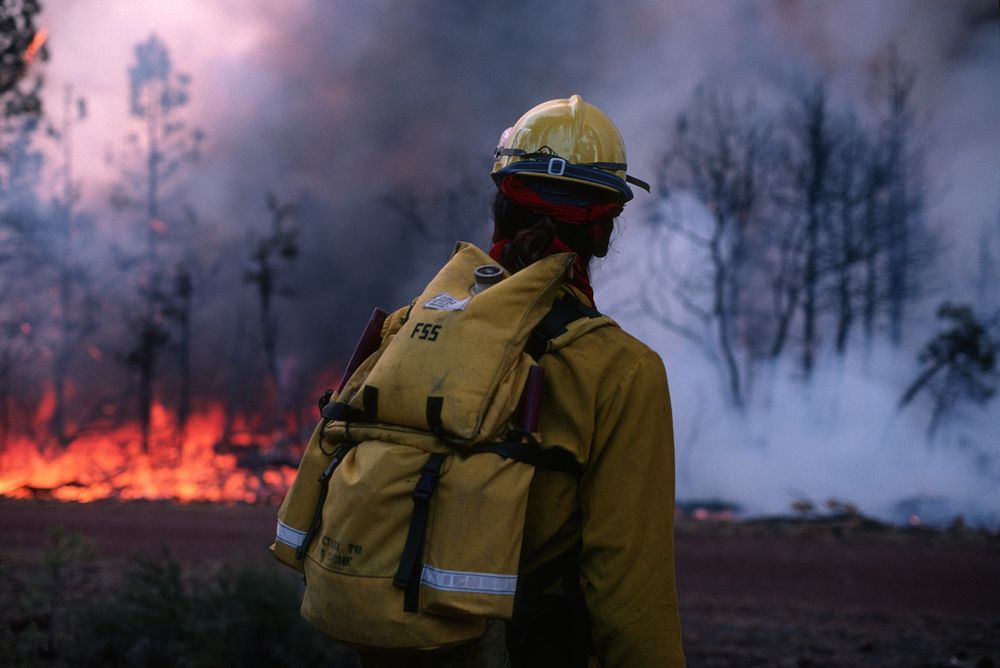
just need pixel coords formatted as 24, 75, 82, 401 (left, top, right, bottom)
420, 564, 517, 596
275, 520, 308, 548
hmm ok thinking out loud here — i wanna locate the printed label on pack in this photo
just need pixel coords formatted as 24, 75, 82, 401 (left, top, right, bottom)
423, 293, 470, 311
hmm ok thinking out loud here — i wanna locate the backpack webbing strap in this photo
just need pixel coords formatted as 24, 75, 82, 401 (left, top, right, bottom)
362, 385, 379, 420
507, 541, 592, 666
475, 441, 581, 475
296, 442, 355, 560
525, 295, 602, 360
320, 401, 367, 423
317, 389, 334, 415
393, 452, 447, 612
426, 396, 444, 434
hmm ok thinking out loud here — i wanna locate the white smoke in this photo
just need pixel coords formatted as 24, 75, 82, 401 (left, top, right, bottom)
598, 214, 1000, 527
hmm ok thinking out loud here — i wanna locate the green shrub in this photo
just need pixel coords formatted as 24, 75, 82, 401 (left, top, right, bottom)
0, 527, 98, 667
68, 549, 357, 668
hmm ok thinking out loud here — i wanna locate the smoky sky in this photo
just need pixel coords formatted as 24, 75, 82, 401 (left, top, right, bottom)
40, 1, 1000, 243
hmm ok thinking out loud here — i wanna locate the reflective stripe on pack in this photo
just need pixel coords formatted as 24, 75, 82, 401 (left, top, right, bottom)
420, 565, 518, 596
275, 519, 308, 548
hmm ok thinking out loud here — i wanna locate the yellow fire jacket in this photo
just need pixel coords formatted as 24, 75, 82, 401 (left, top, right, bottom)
377, 284, 685, 667
520, 285, 685, 667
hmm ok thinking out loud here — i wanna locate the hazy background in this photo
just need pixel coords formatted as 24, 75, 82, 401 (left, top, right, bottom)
3, 0, 998, 524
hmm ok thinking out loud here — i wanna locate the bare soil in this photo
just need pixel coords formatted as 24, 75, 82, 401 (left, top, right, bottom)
675, 520, 999, 667
2, 498, 998, 667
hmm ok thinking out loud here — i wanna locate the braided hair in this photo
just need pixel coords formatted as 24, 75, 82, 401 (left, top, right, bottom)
491, 179, 618, 273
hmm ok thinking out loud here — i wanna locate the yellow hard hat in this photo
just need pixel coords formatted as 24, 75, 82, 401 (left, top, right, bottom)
492, 94, 649, 202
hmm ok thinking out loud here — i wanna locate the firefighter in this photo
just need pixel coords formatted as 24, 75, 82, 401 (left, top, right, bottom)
358, 95, 685, 667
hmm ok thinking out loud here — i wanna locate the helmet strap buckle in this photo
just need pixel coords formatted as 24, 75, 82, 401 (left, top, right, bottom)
546, 157, 567, 177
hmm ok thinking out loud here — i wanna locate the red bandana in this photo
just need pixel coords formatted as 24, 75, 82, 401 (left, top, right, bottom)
489, 236, 595, 303
491, 175, 623, 304
498, 176, 622, 240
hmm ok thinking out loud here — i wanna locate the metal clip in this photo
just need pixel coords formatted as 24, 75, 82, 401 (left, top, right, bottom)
547, 157, 567, 176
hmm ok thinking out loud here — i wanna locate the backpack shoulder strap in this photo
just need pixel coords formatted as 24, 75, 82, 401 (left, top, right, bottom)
525, 294, 610, 360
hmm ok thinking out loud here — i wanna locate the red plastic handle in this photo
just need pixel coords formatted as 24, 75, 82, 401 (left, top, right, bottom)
336, 308, 388, 394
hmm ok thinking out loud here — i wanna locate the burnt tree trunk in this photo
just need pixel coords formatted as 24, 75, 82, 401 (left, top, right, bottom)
175, 266, 193, 442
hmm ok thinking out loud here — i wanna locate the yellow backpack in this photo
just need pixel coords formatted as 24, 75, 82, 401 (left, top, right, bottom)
270, 242, 608, 651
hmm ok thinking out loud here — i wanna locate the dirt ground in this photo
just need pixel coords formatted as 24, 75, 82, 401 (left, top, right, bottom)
2, 498, 998, 667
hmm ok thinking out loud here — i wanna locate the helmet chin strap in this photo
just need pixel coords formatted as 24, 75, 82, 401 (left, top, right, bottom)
625, 174, 651, 193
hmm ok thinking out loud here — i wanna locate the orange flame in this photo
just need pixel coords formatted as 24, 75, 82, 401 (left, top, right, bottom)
23, 28, 47, 66
0, 393, 299, 505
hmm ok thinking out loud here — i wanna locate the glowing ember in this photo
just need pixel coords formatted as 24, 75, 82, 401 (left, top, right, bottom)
0, 398, 299, 504
692, 507, 735, 521
23, 28, 47, 66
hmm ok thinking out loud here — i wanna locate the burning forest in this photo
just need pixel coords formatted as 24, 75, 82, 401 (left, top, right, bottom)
0, 1, 999, 521
2, 3, 999, 667
0, 18, 335, 506
0, 397, 297, 504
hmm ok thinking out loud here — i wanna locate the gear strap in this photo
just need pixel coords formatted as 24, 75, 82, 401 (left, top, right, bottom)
296, 442, 356, 560
474, 439, 580, 475
507, 541, 592, 667
525, 294, 602, 360
393, 452, 447, 612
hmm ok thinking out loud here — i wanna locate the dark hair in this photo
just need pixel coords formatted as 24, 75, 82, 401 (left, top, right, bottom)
491, 182, 619, 273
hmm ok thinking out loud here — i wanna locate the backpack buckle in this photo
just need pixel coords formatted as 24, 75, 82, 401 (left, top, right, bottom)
412, 480, 435, 502
547, 157, 566, 176
412, 454, 445, 503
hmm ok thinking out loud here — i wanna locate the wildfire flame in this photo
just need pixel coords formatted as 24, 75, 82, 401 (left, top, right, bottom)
23, 28, 48, 66
0, 393, 298, 504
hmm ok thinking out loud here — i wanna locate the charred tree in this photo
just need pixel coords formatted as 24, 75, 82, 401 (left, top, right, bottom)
0, 317, 33, 451
652, 87, 771, 406
768, 76, 915, 368
0, 3, 46, 448
645, 67, 937, 402
123, 308, 170, 453
777, 82, 841, 376
109, 34, 203, 450
859, 154, 889, 346
0, 98, 46, 450
47, 86, 95, 446
900, 303, 1000, 435
799, 85, 829, 375
874, 45, 932, 345
171, 263, 193, 441
243, 192, 298, 429
0, 0, 45, 160
824, 115, 871, 354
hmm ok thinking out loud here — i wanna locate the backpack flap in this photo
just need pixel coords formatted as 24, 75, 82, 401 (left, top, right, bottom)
351, 242, 572, 443
419, 448, 535, 619
297, 427, 536, 648
299, 434, 489, 650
